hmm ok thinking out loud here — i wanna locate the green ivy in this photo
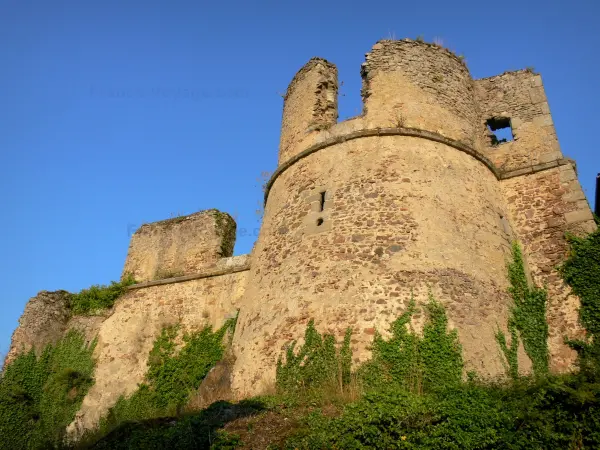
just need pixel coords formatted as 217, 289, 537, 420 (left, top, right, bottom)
208, 209, 237, 258
495, 322, 520, 381
362, 295, 463, 393
497, 242, 549, 378
560, 226, 600, 376
67, 275, 136, 315
0, 330, 96, 449
96, 316, 237, 437
276, 320, 352, 394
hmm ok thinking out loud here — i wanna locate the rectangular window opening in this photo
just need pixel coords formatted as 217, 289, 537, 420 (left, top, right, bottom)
319, 191, 326, 212
486, 117, 514, 146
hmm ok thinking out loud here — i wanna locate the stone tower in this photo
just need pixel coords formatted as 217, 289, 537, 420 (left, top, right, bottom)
230, 39, 596, 395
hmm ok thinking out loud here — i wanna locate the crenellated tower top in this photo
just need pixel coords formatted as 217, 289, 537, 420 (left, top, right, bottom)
273, 39, 568, 195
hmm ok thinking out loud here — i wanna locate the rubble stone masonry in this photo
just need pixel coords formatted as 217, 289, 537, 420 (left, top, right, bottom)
122, 210, 236, 282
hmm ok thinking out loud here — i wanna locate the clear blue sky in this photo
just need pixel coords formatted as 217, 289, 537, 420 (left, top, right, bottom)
1, 0, 598, 355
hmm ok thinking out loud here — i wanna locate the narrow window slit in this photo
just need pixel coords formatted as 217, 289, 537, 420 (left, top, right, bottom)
319, 191, 326, 212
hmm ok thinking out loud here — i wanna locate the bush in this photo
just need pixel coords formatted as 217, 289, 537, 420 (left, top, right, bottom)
0, 331, 96, 449
285, 376, 600, 449
67, 275, 136, 315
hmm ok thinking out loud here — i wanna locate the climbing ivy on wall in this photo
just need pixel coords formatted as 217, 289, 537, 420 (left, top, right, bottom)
496, 242, 549, 379
277, 296, 463, 397
276, 320, 352, 395
0, 331, 96, 450
560, 226, 600, 375
362, 295, 463, 393
96, 316, 237, 436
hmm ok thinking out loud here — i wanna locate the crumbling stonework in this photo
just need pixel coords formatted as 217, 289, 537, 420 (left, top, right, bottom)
122, 209, 236, 282
6, 38, 597, 435
4, 290, 71, 367
279, 58, 338, 164
476, 70, 561, 172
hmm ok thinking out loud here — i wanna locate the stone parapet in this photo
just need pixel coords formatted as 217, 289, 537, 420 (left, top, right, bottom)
122, 209, 236, 283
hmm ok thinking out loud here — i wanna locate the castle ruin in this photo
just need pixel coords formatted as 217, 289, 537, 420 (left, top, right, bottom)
6, 39, 596, 434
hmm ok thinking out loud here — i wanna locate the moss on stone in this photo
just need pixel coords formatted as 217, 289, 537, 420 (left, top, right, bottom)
207, 209, 236, 258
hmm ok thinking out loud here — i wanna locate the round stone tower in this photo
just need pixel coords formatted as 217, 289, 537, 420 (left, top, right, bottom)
231, 40, 523, 395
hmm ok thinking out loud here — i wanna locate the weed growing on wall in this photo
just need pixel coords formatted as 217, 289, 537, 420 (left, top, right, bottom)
0, 331, 96, 449
208, 209, 236, 257
361, 295, 463, 393
67, 275, 136, 315
496, 242, 549, 378
276, 320, 352, 396
95, 316, 237, 438
152, 269, 184, 280
561, 226, 600, 375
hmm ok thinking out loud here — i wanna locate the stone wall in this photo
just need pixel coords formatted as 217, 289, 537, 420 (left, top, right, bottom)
501, 164, 596, 371
476, 68, 597, 371
122, 210, 236, 282
67, 257, 249, 437
233, 128, 525, 395
278, 58, 338, 164
476, 70, 561, 172
4, 290, 72, 367
5, 255, 249, 438
361, 39, 480, 146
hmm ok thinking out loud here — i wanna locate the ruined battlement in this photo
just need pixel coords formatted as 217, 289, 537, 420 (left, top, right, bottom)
277, 39, 566, 183
122, 209, 236, 283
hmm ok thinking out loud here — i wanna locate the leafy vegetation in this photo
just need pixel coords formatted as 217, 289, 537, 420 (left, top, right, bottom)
4, 228, 600, 449
86, 316, 237, 444
284, 375, 600, 449
276, 320, 352, 396
496, 242, 549, 378
362, 295, 463, 394
67, 275, 136, 315
561, 226, 600, 376
0, 331, 96, 450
